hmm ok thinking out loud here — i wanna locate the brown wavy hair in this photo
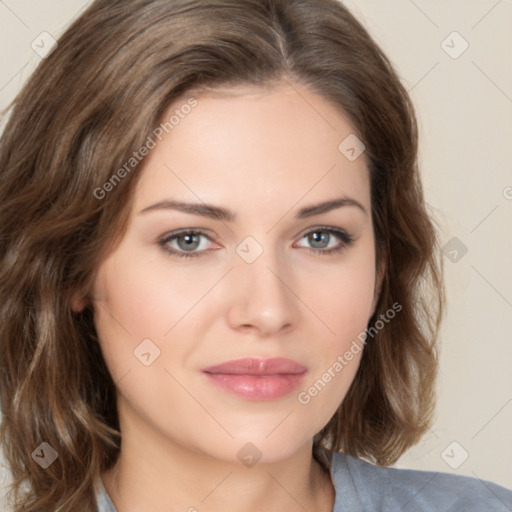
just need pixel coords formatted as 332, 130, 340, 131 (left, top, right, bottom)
0, 0, 445, 510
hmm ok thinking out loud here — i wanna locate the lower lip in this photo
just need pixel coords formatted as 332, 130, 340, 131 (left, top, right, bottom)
204, 372, 307, 400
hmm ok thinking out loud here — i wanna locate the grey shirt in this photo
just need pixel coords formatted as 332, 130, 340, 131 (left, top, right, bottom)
96, 451, 512, 511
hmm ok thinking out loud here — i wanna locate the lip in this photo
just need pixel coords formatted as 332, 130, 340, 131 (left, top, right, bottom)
203, 357, 308, 375
202, 358, 308, 400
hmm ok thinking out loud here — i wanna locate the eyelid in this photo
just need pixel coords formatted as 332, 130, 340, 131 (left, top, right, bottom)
157, 228, 218, 251
294, 226, 355, 252
296, 225, 353, 242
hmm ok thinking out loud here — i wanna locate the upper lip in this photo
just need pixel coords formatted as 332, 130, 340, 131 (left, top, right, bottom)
202, 357, 308, 376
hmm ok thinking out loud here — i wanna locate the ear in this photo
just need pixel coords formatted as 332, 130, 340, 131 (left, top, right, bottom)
70, 287, 89, 313
370, 259, 386, 318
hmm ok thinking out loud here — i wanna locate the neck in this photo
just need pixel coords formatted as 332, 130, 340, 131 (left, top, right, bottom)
102, 419, 335, 512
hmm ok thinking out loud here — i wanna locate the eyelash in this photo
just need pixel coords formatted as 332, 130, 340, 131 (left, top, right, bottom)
157, 227, 355, 260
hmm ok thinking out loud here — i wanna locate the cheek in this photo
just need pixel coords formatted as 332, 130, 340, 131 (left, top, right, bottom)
90, 259, 183, 424
315, 269, 374, 330
299, 246, 376, 344
294, 244, 376, 411
92, 253, 191, 342
90, 250, 213, 390
90, 254, 166, 381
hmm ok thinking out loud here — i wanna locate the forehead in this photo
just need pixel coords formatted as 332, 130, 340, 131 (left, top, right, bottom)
132, 82, 370, 217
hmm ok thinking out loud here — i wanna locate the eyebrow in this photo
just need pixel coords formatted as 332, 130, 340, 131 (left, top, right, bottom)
138, 196, 368, 221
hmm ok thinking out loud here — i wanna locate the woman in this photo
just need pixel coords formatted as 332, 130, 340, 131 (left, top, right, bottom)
1, 1, 511, 511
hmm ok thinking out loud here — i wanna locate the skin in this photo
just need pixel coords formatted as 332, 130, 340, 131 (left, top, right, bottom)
83, 80, 383, 512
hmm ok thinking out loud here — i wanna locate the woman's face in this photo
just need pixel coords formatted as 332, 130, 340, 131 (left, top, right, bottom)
89, 81, 381, 464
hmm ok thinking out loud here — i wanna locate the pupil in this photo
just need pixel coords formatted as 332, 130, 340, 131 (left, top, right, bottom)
180, 234, 199, 250
310, 231, 328, 248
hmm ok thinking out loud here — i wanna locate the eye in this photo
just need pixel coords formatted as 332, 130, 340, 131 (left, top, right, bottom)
157, 226, 355, 260
158, 229, 215, 259
295, 227, 355, 255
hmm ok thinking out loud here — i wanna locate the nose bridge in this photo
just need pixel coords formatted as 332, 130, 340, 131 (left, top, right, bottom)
227, 234, 300, 335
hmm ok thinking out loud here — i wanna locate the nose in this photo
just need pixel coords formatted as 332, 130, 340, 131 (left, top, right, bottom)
226, 249, 301, 338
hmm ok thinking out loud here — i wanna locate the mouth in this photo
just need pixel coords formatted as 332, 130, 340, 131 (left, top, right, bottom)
202, 357, 308, 401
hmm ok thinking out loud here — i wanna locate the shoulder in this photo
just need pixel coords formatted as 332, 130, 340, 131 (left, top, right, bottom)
329, 451, 512, 511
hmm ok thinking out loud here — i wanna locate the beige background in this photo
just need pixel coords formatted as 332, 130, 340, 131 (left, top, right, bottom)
1, 0, 511, 501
